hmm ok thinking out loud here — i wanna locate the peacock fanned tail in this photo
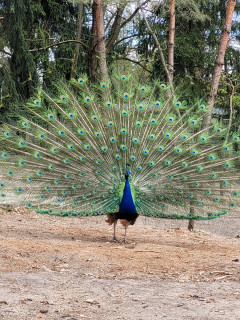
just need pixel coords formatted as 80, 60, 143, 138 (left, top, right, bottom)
0, 74, 239, 221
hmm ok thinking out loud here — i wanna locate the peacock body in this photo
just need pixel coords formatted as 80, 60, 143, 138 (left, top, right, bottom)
0, 74, 239, 240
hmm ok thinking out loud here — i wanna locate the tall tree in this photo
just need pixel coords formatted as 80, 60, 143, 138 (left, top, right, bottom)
205, 0, 237, 126
168, 0, 175, 84
70, 2, 84, 79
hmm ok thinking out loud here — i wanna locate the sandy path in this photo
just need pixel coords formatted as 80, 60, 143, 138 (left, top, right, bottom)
0, 209, 239, 319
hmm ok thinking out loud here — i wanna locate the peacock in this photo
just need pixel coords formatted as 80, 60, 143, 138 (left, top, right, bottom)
0, 73, 239, 242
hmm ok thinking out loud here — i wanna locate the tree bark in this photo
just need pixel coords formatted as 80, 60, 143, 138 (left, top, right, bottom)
205, 0, 236, 127
71, 2, 84, 79
168, 0, 175, 84
106, 6, 125, 54
93, 0, 109, 83
89, 1, 98, 82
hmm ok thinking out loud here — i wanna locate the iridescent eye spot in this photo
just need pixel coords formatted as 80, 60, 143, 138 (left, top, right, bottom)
34, 99, 40, 105
155, 101, 160, 107
166, 134, 170, 138
121, 75, 126, 80
106, 101, 111, 107
141, 86, 145, 92
78, 78, 84, 84
161, 84, 166, 89
86, 96, 91, 102
191, 121, 195, 125
124, 93, 129, 99
60, 95, 66, 101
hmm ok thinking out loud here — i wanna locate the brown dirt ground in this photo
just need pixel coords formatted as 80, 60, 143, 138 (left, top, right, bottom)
0, 208, 239, 320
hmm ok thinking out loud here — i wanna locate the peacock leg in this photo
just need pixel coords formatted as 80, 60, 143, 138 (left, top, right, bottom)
113, 220, 118, 241
124, 221, 131, 243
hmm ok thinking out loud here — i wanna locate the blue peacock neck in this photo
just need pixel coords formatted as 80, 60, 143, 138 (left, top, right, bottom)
117, 167, 137, 220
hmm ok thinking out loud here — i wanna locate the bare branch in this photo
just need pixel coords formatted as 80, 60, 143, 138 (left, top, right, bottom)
141, 7, 171, 83
114, 33, 139, 46
116, 56, 152, 73
29, 40, 88, 52
120, 1, 149, 29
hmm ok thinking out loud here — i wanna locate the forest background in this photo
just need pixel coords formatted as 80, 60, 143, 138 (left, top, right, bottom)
0, 0, 240, 125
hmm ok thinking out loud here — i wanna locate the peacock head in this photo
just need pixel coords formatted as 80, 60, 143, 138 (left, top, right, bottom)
125, 164, 131, 180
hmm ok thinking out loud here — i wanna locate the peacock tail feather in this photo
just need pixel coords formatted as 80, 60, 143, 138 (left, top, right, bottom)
0, 74, 239, 220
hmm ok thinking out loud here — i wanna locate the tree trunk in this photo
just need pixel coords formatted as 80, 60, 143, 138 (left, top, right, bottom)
168, 0, 175, 84
106, 6, 125, 54
71, 2, 84, 79
93, 0, 109, 83
205, 0, 236, 127
89, 2, 98, 82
